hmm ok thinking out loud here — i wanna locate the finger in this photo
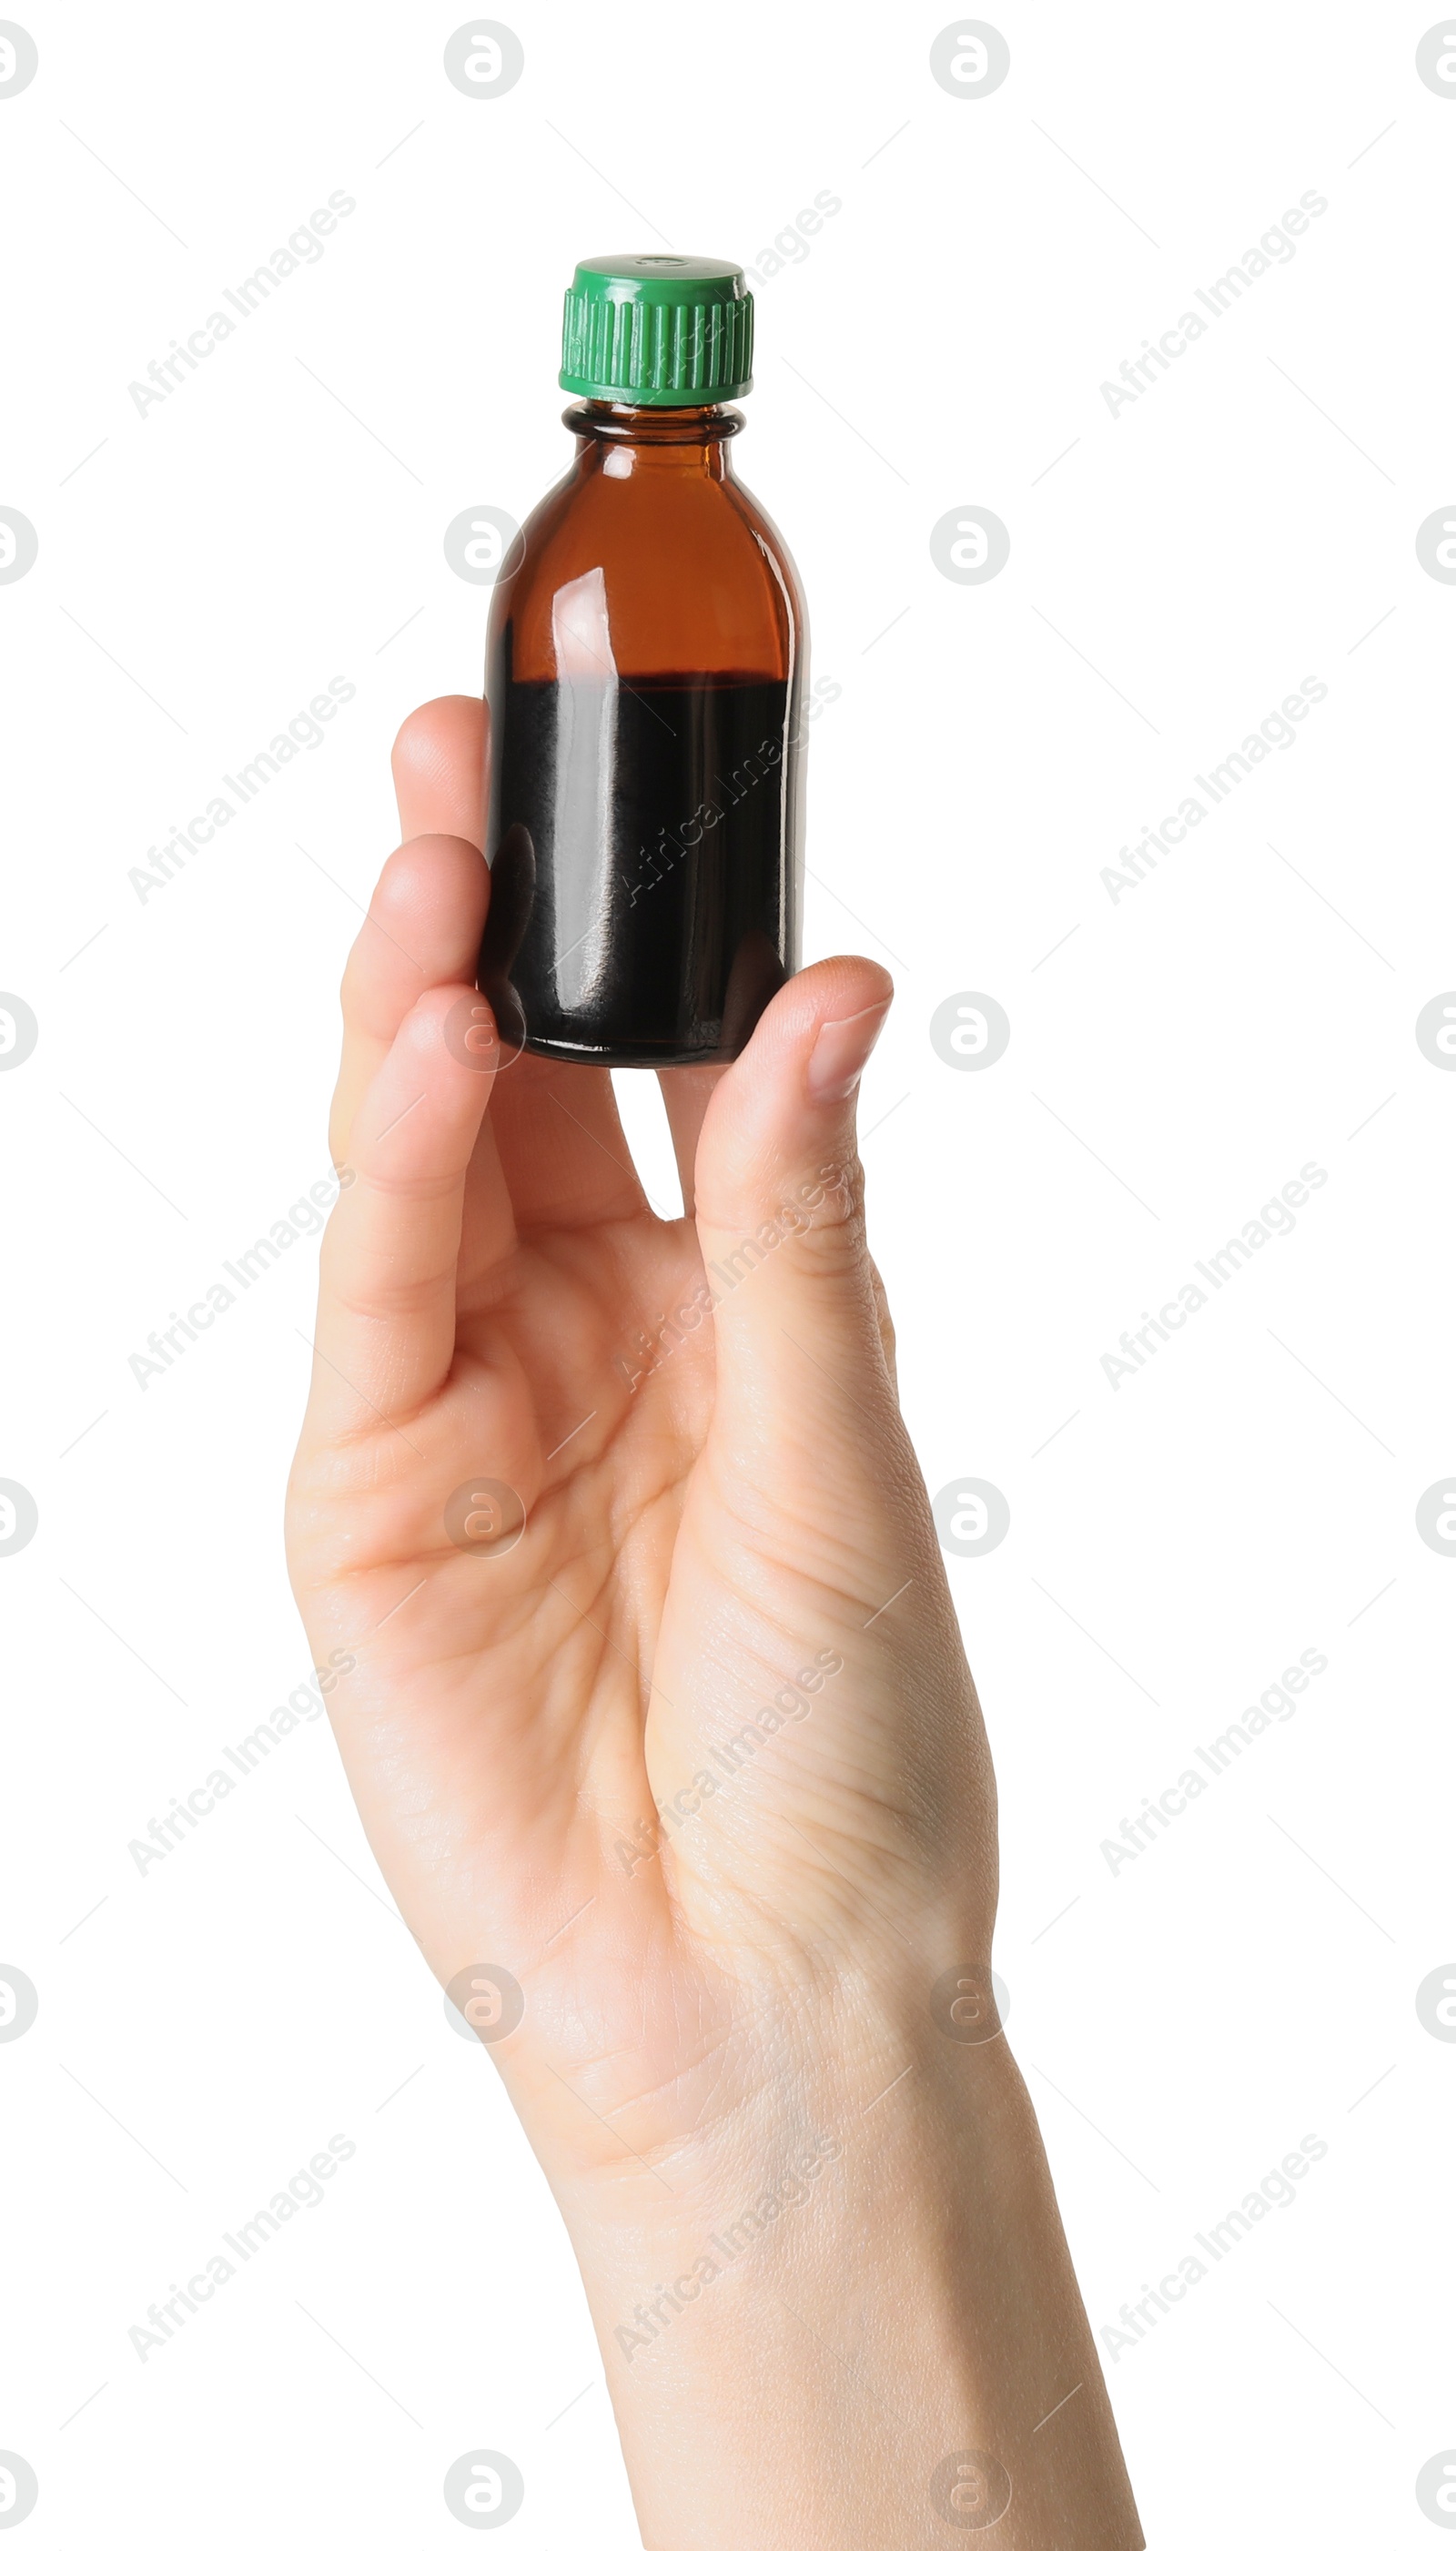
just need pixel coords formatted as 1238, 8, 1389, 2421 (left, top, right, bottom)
389, 693, 650, 1230
691, 957, 895, 1432
329, 833, 490, 1163
488, 1055, 651, 1229
392, 695, 487, 846
658, 1065, 728, 1215
310, 984, 503, 1434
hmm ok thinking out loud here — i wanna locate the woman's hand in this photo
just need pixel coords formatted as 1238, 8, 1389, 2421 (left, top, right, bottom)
287, 691, 989, 2168
285, 694, 1141, 2550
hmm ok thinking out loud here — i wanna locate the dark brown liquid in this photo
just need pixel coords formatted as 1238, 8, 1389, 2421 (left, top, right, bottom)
480, 673, 798, 1064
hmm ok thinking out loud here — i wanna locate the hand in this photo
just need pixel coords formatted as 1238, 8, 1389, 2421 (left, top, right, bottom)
287, 689, 986, 2158
286, 694, 1141, 2549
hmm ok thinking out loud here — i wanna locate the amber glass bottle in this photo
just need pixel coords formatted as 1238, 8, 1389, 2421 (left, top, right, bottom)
479, 255, 804, 1066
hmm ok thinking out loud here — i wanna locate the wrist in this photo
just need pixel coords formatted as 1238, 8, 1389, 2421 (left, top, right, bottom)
552, 2040, 1141, 2550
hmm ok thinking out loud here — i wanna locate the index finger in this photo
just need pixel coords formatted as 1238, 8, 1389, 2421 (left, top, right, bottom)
329, 834, 490, 1163
327, 692, 492, 1157
392, 693, 487, 845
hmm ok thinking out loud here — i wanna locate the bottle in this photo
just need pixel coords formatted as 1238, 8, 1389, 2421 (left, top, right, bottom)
478, 255, 805, 1067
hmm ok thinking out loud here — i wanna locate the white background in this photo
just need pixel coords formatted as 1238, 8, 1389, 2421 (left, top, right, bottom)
2, 3, 1452, 2542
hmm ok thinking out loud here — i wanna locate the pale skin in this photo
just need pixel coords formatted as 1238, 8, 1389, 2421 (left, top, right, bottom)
286, 693, 1143, 2548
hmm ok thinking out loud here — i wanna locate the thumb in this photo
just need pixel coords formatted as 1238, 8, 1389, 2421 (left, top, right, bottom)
691, 957, 895, 1431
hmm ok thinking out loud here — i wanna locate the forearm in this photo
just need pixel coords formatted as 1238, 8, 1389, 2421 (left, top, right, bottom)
556, 2040, 1142, 2550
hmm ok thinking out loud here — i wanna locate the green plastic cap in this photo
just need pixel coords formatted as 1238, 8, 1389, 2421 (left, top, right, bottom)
560, 255, 753, 406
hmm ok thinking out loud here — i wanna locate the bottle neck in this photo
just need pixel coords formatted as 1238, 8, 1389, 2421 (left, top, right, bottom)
563, 400, 743, 480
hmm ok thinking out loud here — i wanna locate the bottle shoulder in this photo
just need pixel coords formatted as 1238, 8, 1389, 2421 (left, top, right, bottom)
490, 458, 804, 683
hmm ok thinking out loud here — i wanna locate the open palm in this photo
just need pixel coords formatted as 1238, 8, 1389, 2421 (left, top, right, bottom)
286, 693, 996, 2202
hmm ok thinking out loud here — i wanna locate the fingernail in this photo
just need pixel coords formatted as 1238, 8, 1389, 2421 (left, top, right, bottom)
805, 999, 892, 1104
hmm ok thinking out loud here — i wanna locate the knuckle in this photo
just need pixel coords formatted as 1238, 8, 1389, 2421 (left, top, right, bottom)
701, 1157, 867, 1279
330, 1267, 450, 1321
792, 1159, 865, 1261
352, 1159, 460, 1206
